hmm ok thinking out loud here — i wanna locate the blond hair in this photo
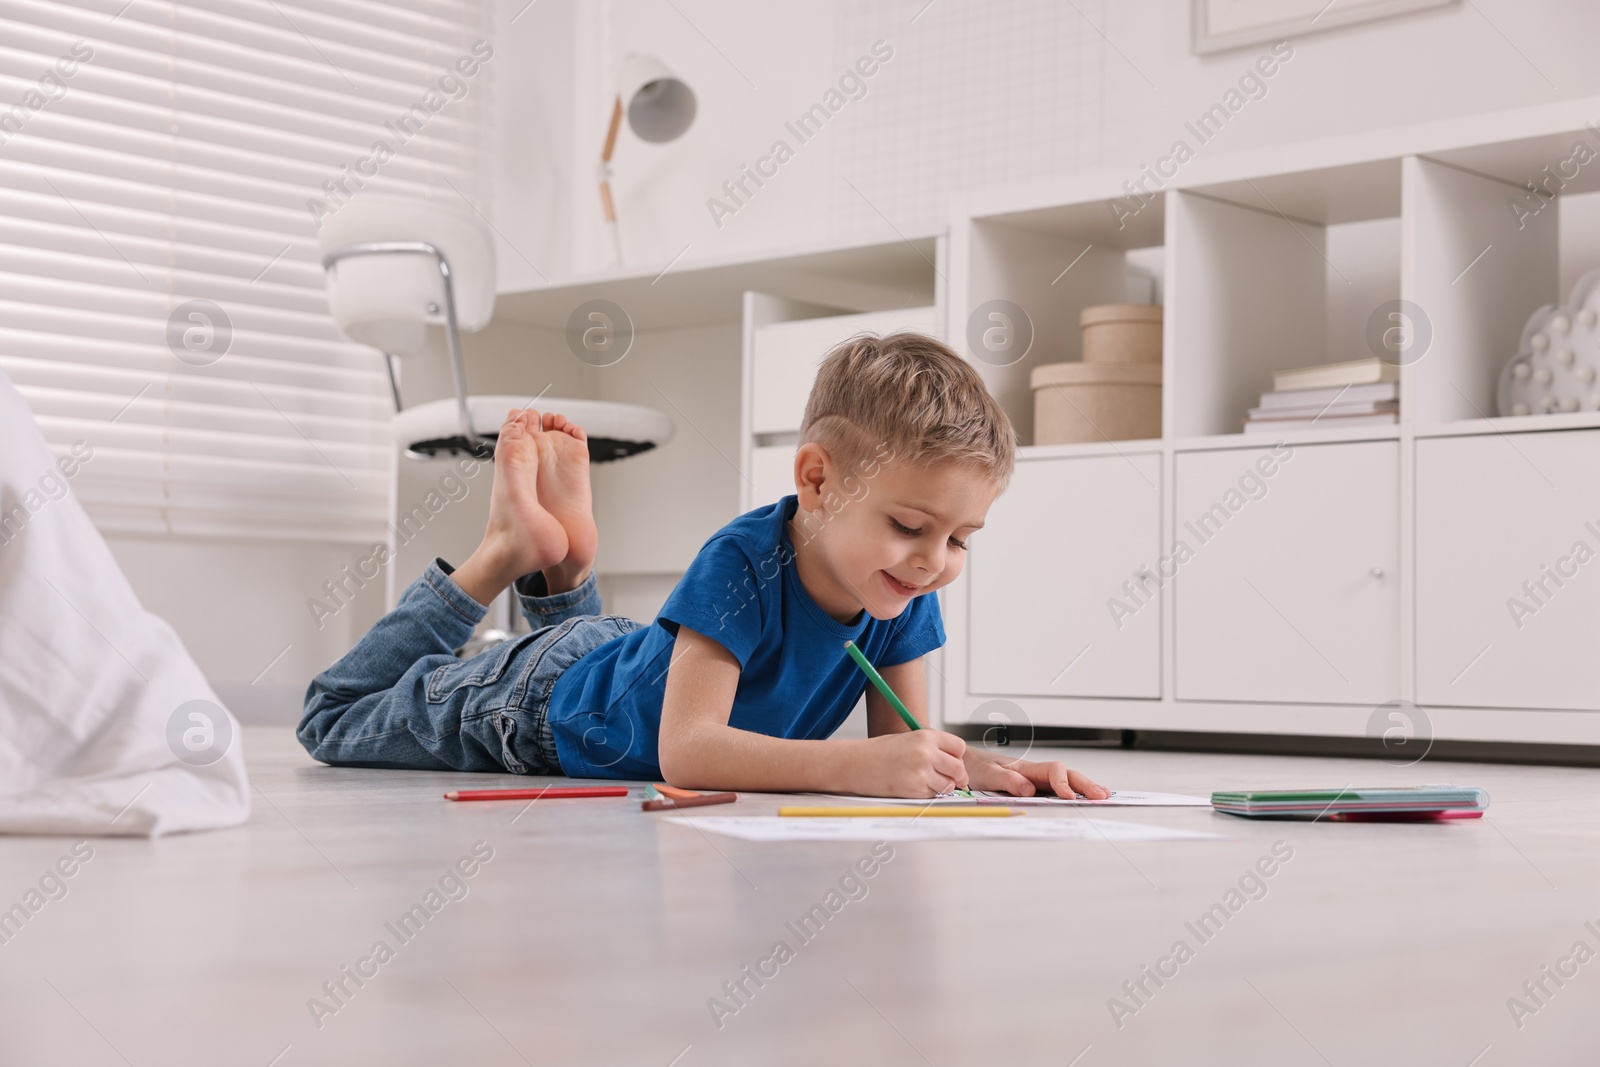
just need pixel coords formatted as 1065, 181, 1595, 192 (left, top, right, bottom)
798, 332, 1016, 488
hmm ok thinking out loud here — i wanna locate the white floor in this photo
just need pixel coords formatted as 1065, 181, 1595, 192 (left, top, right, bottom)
2, 726, 1597, 1066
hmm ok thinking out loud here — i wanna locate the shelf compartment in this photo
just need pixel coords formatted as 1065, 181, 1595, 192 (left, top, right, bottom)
1165, 161, 1406, 440
1402, 155, 1559, 425
962, 198, 1165, 447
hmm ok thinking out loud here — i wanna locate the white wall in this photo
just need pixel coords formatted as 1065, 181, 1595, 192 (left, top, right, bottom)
545, 0, 1110, 274
568, 0, 841, 273
490, 0, 579, 291
491, 0, 1600, 281
104, 537, 388, 724
1099, 1, 1600, 169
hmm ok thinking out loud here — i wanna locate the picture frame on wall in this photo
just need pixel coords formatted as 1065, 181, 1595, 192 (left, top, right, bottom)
1192, 0, 1459, 55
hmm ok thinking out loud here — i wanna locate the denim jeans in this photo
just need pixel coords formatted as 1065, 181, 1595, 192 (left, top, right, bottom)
298, 561, 642, 774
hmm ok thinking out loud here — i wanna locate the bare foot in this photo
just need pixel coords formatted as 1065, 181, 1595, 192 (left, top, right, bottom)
450, 409, 568, 607
538, 410, 598, 594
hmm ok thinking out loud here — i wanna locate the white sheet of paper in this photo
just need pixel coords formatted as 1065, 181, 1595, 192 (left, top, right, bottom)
665, 815, 1227, 843
812, 790, 1211, 807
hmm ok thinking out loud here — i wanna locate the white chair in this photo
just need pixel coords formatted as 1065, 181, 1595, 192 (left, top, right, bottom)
317, 194, 674, 653
316, 193, 674, 461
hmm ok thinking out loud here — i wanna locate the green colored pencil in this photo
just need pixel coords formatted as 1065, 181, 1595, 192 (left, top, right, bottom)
844, 640, 921, 732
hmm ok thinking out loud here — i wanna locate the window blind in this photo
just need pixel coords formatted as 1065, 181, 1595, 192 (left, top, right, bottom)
0, 0, 492, 541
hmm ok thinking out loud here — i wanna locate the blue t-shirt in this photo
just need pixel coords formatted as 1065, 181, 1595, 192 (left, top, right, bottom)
545, 494, 946, 779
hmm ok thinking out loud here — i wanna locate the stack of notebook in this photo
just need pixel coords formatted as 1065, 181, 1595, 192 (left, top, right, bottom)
1243, 357, 1399, 433
1211, 785, 1488, 821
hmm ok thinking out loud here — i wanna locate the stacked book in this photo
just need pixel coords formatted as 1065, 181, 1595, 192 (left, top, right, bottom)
1211, 785, 1488, 821
1243, 357, 1399, 433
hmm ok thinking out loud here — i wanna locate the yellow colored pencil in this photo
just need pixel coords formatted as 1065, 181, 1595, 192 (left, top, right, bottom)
778, 806, 1019, 817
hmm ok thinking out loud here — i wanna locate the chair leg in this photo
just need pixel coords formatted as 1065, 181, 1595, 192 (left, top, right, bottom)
432, 256, 488, 456
381, 351, 403, 412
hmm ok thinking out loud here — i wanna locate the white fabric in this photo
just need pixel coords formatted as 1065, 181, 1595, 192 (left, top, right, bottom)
0, 371, 250, 837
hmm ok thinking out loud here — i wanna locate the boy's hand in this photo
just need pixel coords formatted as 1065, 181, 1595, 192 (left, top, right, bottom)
963, 748, 1110, 799
856, 730, 970, 798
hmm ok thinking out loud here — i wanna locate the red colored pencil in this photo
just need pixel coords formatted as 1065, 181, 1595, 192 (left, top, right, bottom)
443, 786, 630, 801
641, 792, 737, 812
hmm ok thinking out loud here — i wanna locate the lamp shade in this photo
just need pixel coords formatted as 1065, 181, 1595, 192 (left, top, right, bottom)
618, 54, 695, 143
317, 194, 496, 360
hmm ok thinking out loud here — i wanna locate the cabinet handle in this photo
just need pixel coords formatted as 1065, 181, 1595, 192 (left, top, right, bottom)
1370, 567, 1385, 579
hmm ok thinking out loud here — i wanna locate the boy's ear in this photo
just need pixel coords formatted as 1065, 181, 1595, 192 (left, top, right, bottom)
793, 441, 831, 509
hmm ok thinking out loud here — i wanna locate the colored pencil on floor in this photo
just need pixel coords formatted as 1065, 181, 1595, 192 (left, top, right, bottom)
444, 786, 630, 801
642, 792, 738, 812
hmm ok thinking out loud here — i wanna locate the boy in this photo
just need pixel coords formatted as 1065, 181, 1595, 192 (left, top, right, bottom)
299, 333, 1107, 799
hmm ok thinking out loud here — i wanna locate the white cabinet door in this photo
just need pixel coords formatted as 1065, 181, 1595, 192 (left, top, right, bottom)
1417, 431, 1600, 711
749, 445, 794, 509
968, 453, 1162, 698
751, 307, 938, 435
1174, 441, 1399, 704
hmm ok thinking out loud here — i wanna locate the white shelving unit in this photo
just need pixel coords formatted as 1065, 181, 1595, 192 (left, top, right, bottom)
481, 97, 1600, 750
943, 95, 1600, 748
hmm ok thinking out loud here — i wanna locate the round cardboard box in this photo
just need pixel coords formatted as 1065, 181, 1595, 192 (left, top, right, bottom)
1031, 361, 1162, 445
1080, 304, 1163, 364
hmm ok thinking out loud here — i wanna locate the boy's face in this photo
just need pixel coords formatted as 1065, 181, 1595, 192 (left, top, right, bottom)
791, 444, 1000, 623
